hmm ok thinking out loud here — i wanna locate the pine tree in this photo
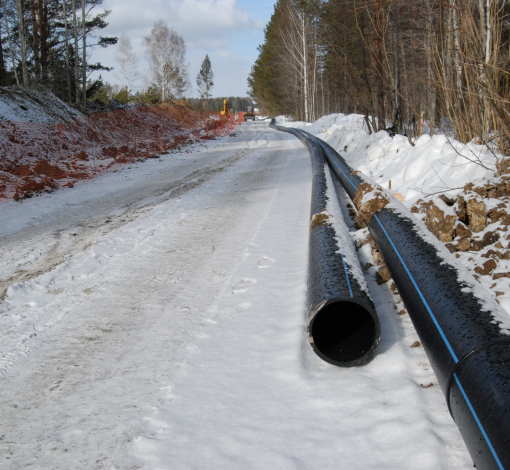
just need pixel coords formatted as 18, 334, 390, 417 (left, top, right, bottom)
196, 54, 214, 110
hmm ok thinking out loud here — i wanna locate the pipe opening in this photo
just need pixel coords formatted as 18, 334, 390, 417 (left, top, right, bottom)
311, 301, 377, 364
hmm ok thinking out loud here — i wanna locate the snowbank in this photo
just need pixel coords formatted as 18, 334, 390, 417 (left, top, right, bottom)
279, 113, 497, 206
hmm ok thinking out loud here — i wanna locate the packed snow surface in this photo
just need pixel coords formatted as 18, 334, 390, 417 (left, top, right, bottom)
0, 121, 473, 468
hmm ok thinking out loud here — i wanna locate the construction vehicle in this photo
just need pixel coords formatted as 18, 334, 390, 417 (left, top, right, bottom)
220, 99, 234, 116
244, 106, 256, 121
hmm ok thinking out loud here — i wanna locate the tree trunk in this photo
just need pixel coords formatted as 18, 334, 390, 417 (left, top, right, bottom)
451, 0, 463, 107
72, 0, 79, 103
82, 0, 86, 104
393, 3, 401, 131
31, 1, 40, 78
14, 0, 28, 86
374, 0, 385, 130
0, 9, 5, 86
435, 0, 445, 124
1, 0, 19, 85
63, 0, 72, 102
38, 0, 47, 78
301, 13, 309, 122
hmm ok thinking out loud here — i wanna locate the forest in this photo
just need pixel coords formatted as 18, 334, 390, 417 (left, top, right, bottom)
0, 0, 118, 103
0, 1, 191, 107
248, 0, 510, 153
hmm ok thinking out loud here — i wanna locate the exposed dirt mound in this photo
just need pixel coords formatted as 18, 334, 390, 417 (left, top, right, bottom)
353, 182, 390, 223
411, 178, 510, 299
0, 88, 239, 200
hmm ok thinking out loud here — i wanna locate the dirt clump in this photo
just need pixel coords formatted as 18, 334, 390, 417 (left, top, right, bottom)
493, 272, 510, 280
419, 201, 456, 242
474, 259, 497, 276
456, 223, 472, 239
456, 195, 468, 223
488, 208, 507, 223
310, 212, 330, 230
445, 243, 457, 253
466, 198, 487, 232
376, 265, 391, 284
482, 231, 500, 247
353, 182, 389, 223
456, 239, 471, 251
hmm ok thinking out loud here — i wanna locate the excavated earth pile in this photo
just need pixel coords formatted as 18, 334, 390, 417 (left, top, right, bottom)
408, 173, 510, 306
0, 87, 223, 200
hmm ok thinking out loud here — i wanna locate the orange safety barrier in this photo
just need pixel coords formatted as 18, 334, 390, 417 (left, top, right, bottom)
0, 108, 243, 202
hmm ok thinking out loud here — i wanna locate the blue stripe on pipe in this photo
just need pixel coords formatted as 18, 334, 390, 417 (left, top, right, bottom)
454, 375, 504, 470
372, 213, 505, 467
324, 144, 503, 467
372, 215, 459, 362
326, 150, 459, 359
327, 157, 358, 191
341, 253, 353, 298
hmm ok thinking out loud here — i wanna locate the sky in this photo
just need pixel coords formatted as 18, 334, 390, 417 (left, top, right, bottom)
89, 0, 277, 99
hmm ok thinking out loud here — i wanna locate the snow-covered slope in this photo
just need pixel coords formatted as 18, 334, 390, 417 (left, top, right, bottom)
0, 86, 84, 123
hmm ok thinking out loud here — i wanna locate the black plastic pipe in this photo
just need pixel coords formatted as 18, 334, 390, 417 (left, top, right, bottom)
274, 124, 510, 470
271, 120, 380, 367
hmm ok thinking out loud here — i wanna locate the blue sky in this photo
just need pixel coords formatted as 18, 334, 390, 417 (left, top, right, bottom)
89, 0, 277, 98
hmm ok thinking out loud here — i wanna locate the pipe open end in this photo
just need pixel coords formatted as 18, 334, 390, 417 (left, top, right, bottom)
309, 300, 380, 367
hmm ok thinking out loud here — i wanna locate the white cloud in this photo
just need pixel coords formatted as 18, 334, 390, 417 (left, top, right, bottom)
102, 0, 258, 41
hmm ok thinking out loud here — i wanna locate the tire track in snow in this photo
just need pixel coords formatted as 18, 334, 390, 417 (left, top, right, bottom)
0, 122, 294, 468
0, 133, 265, 303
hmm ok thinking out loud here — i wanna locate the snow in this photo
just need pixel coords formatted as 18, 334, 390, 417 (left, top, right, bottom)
324, 162, 370, 295
279, 113, 497, 206
0, 86, 84, 123
0, 120, 474, 468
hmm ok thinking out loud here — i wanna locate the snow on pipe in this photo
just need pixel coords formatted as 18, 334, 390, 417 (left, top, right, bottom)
286, 127, 510, 470
270, 120, 380, 367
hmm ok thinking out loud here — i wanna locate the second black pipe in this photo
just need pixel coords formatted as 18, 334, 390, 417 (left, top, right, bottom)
272, 120, 380, 367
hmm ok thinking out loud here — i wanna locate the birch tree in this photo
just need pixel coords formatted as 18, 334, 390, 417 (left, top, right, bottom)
63, 0, 72, 102
14, 0, 28, 86
279, 0, 313, 121
143, 21, 188, 101
72, 0, 79, 102
82, 0, 86, 103
114, 34, 139, 94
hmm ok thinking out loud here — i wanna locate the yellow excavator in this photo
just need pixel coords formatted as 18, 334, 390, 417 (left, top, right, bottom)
244, 105, 256, 121
220, 99, 234, 116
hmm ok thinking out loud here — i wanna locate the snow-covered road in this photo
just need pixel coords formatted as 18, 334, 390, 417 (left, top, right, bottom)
0, 122, 472, 469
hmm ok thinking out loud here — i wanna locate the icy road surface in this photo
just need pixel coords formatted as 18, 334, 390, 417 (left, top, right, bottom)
0, 122, 472, 469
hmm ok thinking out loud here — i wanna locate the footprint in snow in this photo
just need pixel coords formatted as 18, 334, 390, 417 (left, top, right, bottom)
257, 256, 275, 269
232, 278, 257, 294
235, 302, 251, 313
